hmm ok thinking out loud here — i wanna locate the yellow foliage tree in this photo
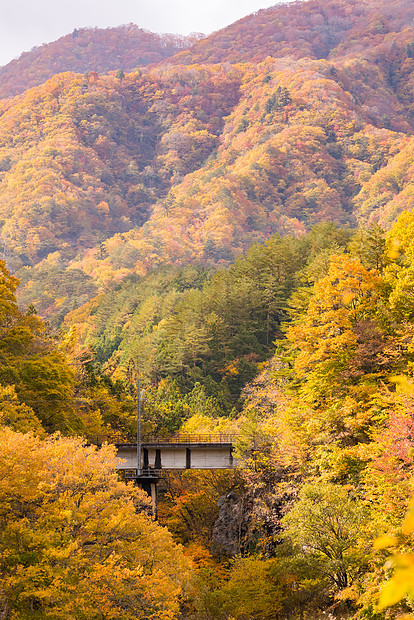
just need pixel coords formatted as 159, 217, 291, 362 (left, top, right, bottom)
0, 429, 190, 619
287, 254, 382, 404
0, 384, 44, 435
374, 499, 414, 618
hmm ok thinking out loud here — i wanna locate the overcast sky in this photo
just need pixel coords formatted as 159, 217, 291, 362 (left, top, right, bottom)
0, 0, 289, 67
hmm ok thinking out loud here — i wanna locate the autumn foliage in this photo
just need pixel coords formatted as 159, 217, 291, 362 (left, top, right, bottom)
0, 429, 190, 619
2, 0, 414, 617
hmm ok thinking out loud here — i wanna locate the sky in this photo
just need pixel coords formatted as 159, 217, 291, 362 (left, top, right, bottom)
0, 0, 286, 67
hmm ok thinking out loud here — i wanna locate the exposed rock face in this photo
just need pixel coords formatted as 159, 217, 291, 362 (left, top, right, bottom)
211, 492, 247, 557
211, 486, 289, 558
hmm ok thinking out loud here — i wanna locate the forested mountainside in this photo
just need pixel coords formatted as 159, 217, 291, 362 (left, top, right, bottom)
166, 0, 414, 65
6, 40, 413, 319
0, 0, 413, 299
5, 219, 414, 618
2, 0, 413, 103
0, 64, 241, 284
0, 24, 199, 100
3, 0, 414, 617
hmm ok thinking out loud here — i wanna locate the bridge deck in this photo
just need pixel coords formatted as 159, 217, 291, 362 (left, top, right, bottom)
95, 435, 237, 471
92, 433, 238, 446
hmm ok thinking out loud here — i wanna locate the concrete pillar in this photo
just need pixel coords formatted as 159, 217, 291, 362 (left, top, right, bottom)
155, 449, 161, 469
150, 482, 157, 519
135, 475, 159, 520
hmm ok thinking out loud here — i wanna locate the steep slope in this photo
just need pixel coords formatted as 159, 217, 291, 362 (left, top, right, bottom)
0, 0, 410, 325
0, 24, 198, 100
166, 0, 414, 65
70, 53, 411, 286
0, 66, 240, 270
2, 3, 414, 617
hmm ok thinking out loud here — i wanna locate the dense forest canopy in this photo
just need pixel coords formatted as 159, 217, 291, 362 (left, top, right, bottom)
0, 24, 201, 99
0, 37, 412, 322
2, 0, 414, 617
163, 0, 414, 65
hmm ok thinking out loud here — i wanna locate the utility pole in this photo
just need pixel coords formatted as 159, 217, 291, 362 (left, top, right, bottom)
137, 379, 145, 476
136, 378, 157, 518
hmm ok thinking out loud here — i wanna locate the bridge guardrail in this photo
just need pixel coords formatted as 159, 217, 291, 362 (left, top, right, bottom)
91, 433, 239, 445
124, 469, 162, 479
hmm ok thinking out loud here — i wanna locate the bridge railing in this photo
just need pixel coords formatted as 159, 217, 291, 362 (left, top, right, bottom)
91, 433, 239, 446
124, 469, 162, 480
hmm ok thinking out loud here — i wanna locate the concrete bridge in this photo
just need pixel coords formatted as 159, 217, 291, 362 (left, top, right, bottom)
92, 434, 238, 512
114, 435, 236, 472
93, 434, 237, 471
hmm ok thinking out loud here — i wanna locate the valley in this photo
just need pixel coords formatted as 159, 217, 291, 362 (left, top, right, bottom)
1, 0, 414, 617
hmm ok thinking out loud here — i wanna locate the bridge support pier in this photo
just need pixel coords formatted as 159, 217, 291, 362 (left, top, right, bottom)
125, 470, 160, 519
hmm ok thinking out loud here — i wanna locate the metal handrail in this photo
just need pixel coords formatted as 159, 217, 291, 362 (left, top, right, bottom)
124, 468, 162, 479
91, 433, 239, 445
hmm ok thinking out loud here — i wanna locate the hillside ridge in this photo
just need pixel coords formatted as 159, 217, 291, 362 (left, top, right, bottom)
164, 0, 414, 65
0, 24, 200, 100
0, 0, 410, 326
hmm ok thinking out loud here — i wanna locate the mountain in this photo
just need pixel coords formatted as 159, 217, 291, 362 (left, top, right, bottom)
0, 24, 199, 100
0, 0, 409, 324
0, 64, 240, 274
3, 3, 414, 617
166, 0, 414, 65
4, 0, 413, 102
60, 44, 414, 288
